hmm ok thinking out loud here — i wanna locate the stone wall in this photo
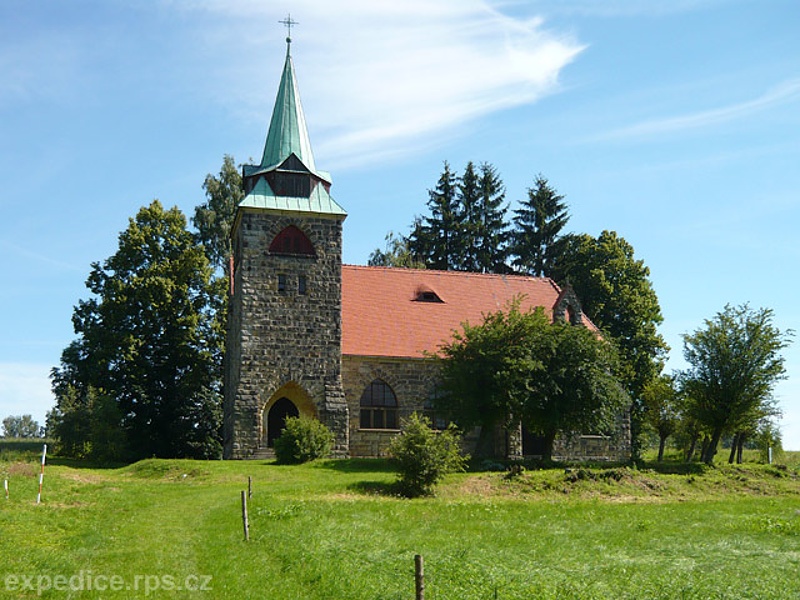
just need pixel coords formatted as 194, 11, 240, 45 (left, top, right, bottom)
552, 411, 632, 462
340, 354, 630, 461
342, 355, 440, 457
223, 209, 347, 459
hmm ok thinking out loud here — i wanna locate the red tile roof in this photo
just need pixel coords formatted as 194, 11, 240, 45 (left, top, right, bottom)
342, 265, 578, 359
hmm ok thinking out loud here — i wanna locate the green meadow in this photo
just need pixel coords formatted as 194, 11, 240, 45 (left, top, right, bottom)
1, 447, 799, 599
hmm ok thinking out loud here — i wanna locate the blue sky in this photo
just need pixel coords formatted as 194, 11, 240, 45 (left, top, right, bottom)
1, 0, 798, 448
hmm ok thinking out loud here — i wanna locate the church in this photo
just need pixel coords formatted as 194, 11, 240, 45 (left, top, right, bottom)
222, 36, 630, 461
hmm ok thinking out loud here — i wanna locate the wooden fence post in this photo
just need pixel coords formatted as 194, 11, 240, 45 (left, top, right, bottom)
248, 475, 252, 499
241, 490, 250, 541
36, 444, 47, 504
415, 554, 424, 600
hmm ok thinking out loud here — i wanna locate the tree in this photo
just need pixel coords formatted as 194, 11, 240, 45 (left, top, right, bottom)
680, 304, 792, 464
515, 314, 629, 461
550, 230, 668, 460
436, 302, 534, 456
368, 231, 426, 269
408, 162, 461, 270
47, 387, 128, 461
437, 302, 628, 460
454, 161, 481, 271
755, 419, 783, 464
641, 374, 680, 461
510, 175, 570, 277
51, 201, 223, 460
472, 162, 510, 273
2, 414, 40, 438
192, 154, 243, 274
191, 155, 242, 368
388, 413, 467, 497
403, 161, 509, 273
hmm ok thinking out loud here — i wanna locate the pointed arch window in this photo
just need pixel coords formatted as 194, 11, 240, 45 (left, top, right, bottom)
359, 380, 398, 430
269, 225, 315, 256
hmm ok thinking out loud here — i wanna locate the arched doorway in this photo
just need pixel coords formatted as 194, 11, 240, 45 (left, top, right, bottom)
266, 397, 299, 447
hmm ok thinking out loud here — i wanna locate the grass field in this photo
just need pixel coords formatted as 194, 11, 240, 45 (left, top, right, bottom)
1, 446, 799, 599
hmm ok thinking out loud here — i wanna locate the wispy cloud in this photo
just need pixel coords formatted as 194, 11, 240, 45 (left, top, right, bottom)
591, 78, 800, 142
539, 0, 729, 18
192, 0, 585, 169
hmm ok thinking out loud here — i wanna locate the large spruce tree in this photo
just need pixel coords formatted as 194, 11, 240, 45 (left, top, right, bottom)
509, 175, 570, 277
406, 161, 509, 273
408, 161, 461, 270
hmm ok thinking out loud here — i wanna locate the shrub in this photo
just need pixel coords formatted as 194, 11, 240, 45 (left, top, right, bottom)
388, 413, 468, 497
273, 417, 334, 464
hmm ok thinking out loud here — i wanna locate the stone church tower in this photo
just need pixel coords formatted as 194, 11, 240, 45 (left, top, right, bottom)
223, 37, 349, 459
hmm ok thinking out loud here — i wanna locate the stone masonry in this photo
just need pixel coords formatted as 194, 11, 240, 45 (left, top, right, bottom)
223, 210, 348, 458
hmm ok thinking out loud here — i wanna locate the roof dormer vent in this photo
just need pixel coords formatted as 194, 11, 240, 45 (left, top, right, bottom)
414, 286, 444, 303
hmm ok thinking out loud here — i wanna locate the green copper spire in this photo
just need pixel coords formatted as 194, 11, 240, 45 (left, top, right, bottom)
238, 26, 344, 218
260, 39, 316, 173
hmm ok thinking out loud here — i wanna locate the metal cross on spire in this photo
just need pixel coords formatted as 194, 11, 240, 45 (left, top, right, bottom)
279, 14, 299, 45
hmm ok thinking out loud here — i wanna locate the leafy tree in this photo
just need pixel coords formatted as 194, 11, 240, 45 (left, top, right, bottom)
48, 386, 129, 461
368, 231, 426, 269
755, 419, 783, 464
408, 161, 461, 270
1, 414, 40, 438
51, 201, 223, 460
551, 231, 667, 396
510, 175, 570, 277
680, 304, 792, 464
46, 386, 90, 457
514, 313, 629, 461
388, 412, 467, 497
437, 302, 628, 460
550, 230, 668, 460
436, 302, 532, 456
674, 413, 706, 463
192, 154, 243, 274
191, 155, 242, 371
274, 416, 334, 464
641, 374, 680, 461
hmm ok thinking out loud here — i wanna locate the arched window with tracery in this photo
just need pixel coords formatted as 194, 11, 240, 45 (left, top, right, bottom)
359, 379, 398, 430
269, 225, 315, 256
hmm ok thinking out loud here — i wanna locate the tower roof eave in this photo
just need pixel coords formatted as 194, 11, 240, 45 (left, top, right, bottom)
239, 176, 347, 217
